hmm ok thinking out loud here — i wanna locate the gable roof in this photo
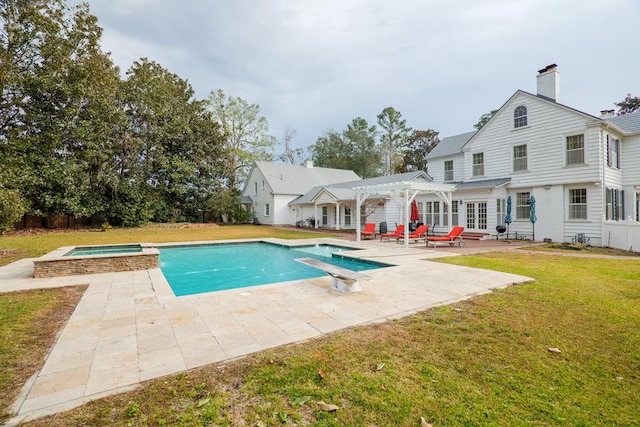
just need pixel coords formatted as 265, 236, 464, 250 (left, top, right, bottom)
289, 171, 431, 205
252, 161, 360, 195
425, 131, 476, 159
605, 111, 640, 135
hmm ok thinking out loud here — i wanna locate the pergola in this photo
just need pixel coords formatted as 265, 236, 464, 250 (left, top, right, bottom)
353, 181, 457, 248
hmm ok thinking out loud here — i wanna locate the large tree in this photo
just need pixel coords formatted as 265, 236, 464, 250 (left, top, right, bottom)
344, 117, 381, 178
377, 107, 411, 175
311, 130, 353, 171
0, 0, 122, 219
397, 129, 440, 173
121, 59, 225, 224
205, 89, 276, 192
311, 118, 382, 177
615, 94, 640, 115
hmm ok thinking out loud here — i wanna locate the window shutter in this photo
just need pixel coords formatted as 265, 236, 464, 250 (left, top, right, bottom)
616, 139, 621, 168
606, 135, 612, 166
621, 190, 625, 219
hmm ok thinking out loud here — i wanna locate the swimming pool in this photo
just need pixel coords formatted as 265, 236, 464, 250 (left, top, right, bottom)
159, 242, 388, 296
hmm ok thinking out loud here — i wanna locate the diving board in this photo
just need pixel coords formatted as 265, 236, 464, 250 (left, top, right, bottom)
295, 257, 370, 292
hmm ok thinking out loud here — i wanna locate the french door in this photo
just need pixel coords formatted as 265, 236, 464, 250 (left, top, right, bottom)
466, 201, 487, 231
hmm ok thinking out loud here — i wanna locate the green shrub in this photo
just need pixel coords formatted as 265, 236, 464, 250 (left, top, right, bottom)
0, 188, 26, 235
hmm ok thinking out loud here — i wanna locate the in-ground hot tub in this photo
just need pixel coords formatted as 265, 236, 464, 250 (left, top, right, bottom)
33, 244, 159, 278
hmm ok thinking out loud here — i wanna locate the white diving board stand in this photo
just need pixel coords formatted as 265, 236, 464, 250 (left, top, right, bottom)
295, 257, 370, 293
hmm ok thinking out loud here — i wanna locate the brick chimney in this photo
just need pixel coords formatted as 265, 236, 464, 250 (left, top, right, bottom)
600, 109, 615, 118
536, 64, 560, 102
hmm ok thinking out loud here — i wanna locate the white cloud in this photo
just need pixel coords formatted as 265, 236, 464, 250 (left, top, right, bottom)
73, 0, 640, 149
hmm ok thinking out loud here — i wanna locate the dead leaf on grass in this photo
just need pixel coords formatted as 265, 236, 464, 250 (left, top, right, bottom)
316, 401, 340, 412
547, 347, 562, 354
421, 416, 433, 427
376, 362, 385, 371
318, 369, 327, 379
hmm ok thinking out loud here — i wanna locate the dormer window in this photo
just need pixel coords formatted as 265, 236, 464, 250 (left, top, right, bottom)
514, 106, 528, 128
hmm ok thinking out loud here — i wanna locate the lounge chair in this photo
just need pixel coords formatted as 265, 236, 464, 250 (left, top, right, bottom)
361, 223, 376, 239
426, 226, 465, 247
398, 225, 430, 243
380, 224, 404, 241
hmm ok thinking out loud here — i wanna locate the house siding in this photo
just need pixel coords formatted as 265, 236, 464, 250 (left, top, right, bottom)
465, 94, 601, 188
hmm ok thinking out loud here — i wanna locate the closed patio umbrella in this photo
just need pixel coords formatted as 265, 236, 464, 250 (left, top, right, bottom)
504, 196, 512, 239
530, 195, 537, 240
410, 200, 420, 229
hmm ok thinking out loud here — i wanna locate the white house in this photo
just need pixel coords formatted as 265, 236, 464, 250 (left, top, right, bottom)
242, 161, 436, 231
241, 160, 360, 226
423, 64, 640, 250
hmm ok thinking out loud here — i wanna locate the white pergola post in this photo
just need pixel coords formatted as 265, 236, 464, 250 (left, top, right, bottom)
335, 202, 340, 230
314, 204, 318, 229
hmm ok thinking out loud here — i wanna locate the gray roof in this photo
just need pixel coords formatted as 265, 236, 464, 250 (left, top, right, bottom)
605, 111, 640, 135
241, 195, 253, 204
289, 171, 431, 205
253, 161, 360, 195
426, 131, 476, 159
452, 178, 511, 189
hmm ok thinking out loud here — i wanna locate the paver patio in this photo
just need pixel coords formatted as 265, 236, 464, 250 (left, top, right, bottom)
1, 238, 532, 425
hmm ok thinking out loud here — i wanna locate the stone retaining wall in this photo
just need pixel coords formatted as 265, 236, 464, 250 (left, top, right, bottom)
34, 252, 158, 278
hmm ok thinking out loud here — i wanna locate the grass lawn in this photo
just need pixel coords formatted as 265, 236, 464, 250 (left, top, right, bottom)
1, 227, 639, 425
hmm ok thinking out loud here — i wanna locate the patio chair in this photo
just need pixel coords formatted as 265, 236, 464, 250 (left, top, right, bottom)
397, 224, 429, 243
426, 226, 465, 247
380, 224, 405, 241
361, 222, 376, 239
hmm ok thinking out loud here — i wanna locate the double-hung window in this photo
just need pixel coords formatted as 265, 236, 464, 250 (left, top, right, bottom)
568, 189, 587, 220
606, 188, 625, 220
472, 153, 484, 177
514, 106, 528, 128
566, 134, 585, 165
264, 203, 270, 216
513, 144, 527, 172
444, 160, 454, 181
516, 192, 530, 220
607, 135, 621, 169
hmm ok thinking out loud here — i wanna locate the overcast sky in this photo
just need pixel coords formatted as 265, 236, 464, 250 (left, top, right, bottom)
74, 0, 639, 155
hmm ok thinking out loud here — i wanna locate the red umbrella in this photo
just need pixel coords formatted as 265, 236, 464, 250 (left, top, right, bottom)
410, 200, 420, 222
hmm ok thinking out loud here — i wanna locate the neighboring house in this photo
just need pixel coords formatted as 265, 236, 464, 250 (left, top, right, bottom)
242, 160, 434, 230
242, 160, 359, 226
289, 171, 433, 230
424, 64, 640, 250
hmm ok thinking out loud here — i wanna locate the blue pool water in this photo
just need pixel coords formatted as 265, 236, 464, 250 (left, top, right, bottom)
159, 242, 387, 296
64, 244, 143, 256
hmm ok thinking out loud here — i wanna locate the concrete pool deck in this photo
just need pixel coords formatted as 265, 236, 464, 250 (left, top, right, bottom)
2, 238, 533, 425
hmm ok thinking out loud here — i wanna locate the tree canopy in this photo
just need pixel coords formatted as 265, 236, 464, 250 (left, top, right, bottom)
310, 117, 382, 178
0, 0, 266, 226
615, 94, 640, 115
397, 129, 440, 173
377, 107, 412, 175
474, 109, 498, 130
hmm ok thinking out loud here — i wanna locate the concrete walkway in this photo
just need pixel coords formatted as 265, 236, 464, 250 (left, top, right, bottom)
2, 238, 532, 425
